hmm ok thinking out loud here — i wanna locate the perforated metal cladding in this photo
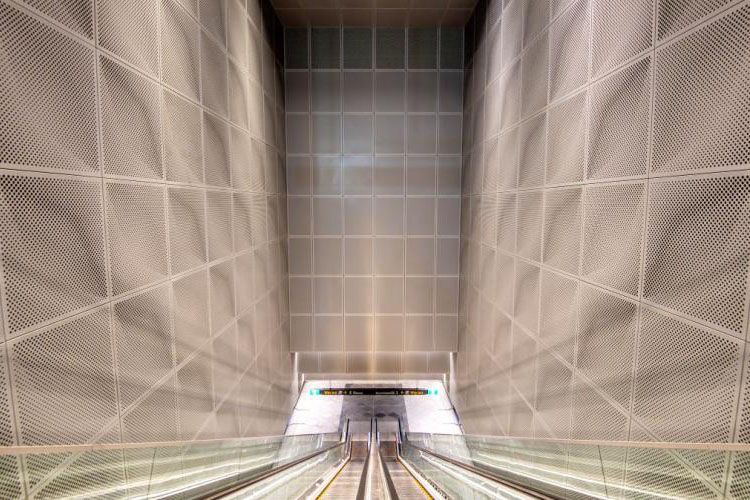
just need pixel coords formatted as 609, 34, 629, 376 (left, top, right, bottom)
227, 0, 249, 69
738, 354, 750, 445
633, 308, 741, 444
0, 349, 13, 447
100, 56, 163, 179
459, 4, 748, 489
177, 351, 213, 439
97, 0, 159, 76
343, 28, 372, 70
496, 193, 517, 252
200, 0, 226, 46
311, 27, 340, 69
546, 91, 585, 184
212, 326, 238, 402
0, 0, 290, 480
376, 28, 405, 69
576, 286, 637, 410
535, 348, 573, 439
542, 187, 581, 275
514, 261, 540, 334
229, 61, 250, 129
19, 0, 92, 38
207, 191, 234, 261
520, 32, 549, 118
582, 182, 645, 297
10, 308, 117, 446
113, 286, 174, 410
572, 378, 629, 440
234, 253, 253, 315
201, 32, 229, 117
408, 28, 438, 69
653, 4, 750, 174
518, 114, 546, 188
163, 90, 203, 183
210, 261, 236, 334
106, 182, 168, 295
499, 60, 521, 130
549, 0, 589, 101
173, 270, 209, 364
161, 0, 200, 102
587, 57, 651, 180
0, 173, 107, 336
122, 380, 179, 442
501, 0, 523, 70
168, 187, 207, 274
231, 128, 262, 192
203, 111, 232, 187
591, 0, 653, 78
0, 3, 98, 172
539, 270, 577, 364
515, 190, 543, 261
644, 173, 750, 335
657, 0, 735, 40
511, 326, 537, 404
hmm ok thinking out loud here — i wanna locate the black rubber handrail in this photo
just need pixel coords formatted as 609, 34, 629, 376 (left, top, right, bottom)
201, 441, 345, 499
379, 449, 400, 500
402, 442, 557, 500
354, 419, 373, 500
374, 418, 400, 500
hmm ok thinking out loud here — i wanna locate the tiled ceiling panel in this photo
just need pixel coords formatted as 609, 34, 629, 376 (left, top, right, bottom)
270, 0, 477, 26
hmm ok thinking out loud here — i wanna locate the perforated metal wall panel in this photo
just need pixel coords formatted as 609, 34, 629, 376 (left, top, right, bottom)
644, 172, 750, 335
285, 25, 462, 374
10, 308, 117, 446
0, 3, 291, 493
163, 90, 203, 183
652, 4, 750, 174
587, 57, 651, 180
161, 0, 200, 101
107, 182, 168, 295
633, 307, 742, 443
0, 3, 98, 173
97, 0, 159, 75
0, 172, 108, 337
100, 55, 163, 179
581, 181, 645, 296
171, 189, 207, 272
457, 4, 750, 491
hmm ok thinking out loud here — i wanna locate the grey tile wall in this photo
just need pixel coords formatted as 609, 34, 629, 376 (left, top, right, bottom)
0, 0, 291, 495
456, 0, 750, 496
285, 26, 463, 375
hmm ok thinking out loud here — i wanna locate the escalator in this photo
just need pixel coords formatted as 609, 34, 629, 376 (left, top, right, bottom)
9, 419, 750, 498
317, 430, 369, 499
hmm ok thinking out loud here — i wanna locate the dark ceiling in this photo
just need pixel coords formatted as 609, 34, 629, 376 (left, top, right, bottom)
270, 0, 477, 26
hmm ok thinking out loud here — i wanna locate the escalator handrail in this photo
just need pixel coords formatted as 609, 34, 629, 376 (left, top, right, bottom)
402, 441, 556, 500
378, 448, 400, 500
202, 440, 346, 499
354, 419, 373, 500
